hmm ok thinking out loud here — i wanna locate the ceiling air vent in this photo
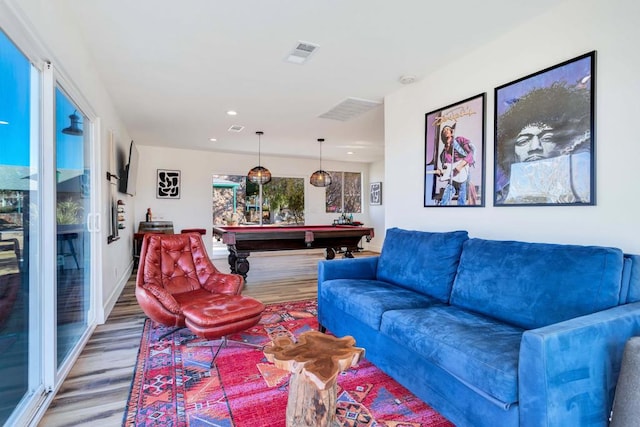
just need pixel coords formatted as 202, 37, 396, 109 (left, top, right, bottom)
285, 41, 319, 64
319, 97, 382, 121
228, 125, 244, 132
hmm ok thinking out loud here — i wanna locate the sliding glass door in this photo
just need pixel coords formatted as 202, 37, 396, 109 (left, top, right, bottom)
0, 26, 97, 425
55, 88, 91, 368
0, 29, 42, 425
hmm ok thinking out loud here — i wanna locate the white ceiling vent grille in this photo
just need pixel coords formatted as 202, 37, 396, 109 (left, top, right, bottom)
285, 41, 319, 64
227, 125, 244, 132
319, 97, 382, 121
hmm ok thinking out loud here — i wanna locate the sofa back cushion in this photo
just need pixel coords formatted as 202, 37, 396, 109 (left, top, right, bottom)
377, 228, 468, 302
450, 238, 624, 329
623, 254, 640, 303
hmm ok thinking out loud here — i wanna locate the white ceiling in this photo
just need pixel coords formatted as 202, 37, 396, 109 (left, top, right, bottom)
65, 0, 561, 163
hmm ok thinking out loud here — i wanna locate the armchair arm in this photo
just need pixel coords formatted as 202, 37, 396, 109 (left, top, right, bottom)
201, 273, 244, 295
142, 283, 181, 314
519, 302, 640, 427
318, 256, 379, 284
135, 282, 186, 327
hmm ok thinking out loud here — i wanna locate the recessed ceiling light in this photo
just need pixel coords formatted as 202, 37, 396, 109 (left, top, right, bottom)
209, 138, 217, 142
347, 151, 354, 155
226, 110, 237, 116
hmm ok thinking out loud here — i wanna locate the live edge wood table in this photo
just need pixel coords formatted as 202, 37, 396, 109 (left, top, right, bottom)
264, 331, 365, 427
212, 224, 374, 278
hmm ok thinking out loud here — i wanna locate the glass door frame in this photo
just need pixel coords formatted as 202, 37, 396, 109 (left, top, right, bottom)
0, 7, 104, 424
49, 67, 103, 388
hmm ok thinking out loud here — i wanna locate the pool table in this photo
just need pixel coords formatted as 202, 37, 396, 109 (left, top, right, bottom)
212, 224, 374, 278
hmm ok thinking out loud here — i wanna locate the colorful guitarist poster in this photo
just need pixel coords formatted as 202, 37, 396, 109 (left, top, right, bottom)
424, 93, 485, 207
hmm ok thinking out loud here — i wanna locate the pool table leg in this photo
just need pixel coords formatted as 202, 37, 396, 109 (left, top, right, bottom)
226, 247, 250, 279
227, 252, 237, 273
325, 248, 336, 260
235, 256, 250, 278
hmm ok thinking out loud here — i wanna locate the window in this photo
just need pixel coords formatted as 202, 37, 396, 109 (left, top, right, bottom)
255, 177, 304, 224
325, 171, 362, 213
213, 175, 305, 225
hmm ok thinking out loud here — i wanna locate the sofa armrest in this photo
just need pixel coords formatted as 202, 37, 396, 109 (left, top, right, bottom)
318, 256, 379, 284
519, 302, 640, 427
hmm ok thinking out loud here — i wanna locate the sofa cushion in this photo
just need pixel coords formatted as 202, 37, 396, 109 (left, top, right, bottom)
450, 239, 624, 330
380, 306, 523, 406
319, 279, 441, 330
623, 254, 640, 303
376, 228, 468, 302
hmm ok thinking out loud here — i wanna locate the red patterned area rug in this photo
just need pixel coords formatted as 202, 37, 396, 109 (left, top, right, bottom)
123, 299, 453, 427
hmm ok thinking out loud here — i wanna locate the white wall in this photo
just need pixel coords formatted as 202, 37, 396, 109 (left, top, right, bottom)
384, 0, 640, 254
367, 159, 385, 252
135, 145, 376, 254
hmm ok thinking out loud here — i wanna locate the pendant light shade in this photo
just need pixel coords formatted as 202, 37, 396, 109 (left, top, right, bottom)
61, 110, 83, 136
247, 131, 271, 185
310, 138, 332, 187
247, 165, 271, 184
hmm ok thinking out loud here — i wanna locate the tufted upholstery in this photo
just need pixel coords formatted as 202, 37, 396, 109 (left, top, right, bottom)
135, 232, 265, 342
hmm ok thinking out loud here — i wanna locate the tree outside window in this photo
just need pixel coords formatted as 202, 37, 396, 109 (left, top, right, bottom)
213, 175, 304, 225
325, 172, 361, 213
249, 177, 304, 224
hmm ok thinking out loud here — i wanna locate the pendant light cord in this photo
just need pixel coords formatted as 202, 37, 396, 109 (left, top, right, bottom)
257, 131, 263, 166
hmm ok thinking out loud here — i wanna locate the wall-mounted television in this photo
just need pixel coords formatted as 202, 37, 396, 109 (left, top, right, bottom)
119, 140, 139, 196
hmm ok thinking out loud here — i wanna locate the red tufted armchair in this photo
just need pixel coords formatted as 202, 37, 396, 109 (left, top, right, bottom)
135, 232, 265, 358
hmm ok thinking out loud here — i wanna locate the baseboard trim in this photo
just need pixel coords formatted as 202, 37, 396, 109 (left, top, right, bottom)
100, 260, 134, 324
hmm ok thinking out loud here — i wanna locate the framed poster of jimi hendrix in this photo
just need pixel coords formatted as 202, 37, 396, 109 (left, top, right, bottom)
424, 93, 486, 207
494, 51, 595, 206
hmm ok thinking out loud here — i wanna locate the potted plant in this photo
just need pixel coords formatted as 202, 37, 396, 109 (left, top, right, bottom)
57, 198, 83, 225
223, 212, 241, 226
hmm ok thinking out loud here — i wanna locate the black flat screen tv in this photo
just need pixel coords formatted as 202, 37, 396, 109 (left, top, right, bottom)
119, 140, 139, 196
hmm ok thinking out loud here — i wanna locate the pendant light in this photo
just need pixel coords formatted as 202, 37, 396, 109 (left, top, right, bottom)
310, 138, 332, 187
247, 131, 271, 185
61, 110, 83, 136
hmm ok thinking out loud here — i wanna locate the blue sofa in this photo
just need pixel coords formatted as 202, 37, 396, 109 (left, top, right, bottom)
317, 227, 640, 427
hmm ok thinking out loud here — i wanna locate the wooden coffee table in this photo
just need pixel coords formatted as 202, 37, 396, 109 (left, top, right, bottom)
264, 330, 365, 427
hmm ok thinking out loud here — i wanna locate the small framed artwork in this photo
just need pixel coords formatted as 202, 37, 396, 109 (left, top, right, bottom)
424, 93, 486, 207
370, 182, 382, 205
494, 51, 595, 206
157, 169, 181, 199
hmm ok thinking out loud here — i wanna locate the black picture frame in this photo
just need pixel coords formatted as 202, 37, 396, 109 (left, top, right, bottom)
424, 93, 486, 207
157, 169, 181, 199
494, 51, 596, 206
370, 182, 382, 206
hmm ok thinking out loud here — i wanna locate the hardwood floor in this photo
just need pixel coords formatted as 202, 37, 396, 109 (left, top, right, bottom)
38, 249, 376, 427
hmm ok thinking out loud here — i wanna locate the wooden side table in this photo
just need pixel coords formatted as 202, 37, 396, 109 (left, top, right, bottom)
264, 331, 364, 427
